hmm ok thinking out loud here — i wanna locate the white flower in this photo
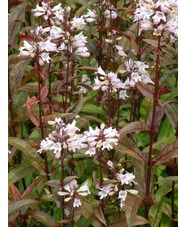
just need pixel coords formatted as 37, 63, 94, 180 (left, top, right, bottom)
104, 9, 117, 19
152, 11, 166, 25
58, 179, 90, 207
50, 25, 64, 39
75, 47, 90, 57
52, 3, 62, 12
71, 16, 87, 30
98, 184, 114, 199
84, 9, 97, 22
64, 208, 70, 217
40, 52, 51, 63
97, 66, 107, 76
33, 4, 46, 17
154, 0, 170, 12
119, 90, 129, 100
84, 123, 119, 152
131, 72, 141, 83
72, 32, 88, 47
118, 190, 127, 209
116, 172, 136, 185
38, 137, 54, 153
73, 198, 82, 207
85, 147, 96, 156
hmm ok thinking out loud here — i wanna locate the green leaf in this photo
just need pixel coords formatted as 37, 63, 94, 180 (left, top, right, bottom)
8, 137, 46, 175
158, 117, 176, 141
140, 97, 153, 122
160, 87, 178, 101
157, 176, 178, 184
81, 104, 107, 116
22, 176, 46, 198
142, 136, 176, 153
149, 182, 172, 227
8, 199, 40, 221
8, 159, 35, 184
67, 94, 89, 120
152, 140, 178, 166
26, 210, 56, 227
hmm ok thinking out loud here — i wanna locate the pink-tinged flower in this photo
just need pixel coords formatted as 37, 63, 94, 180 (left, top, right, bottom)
40, 52, 52, 63
38, 118, 87, 155
49, 25, 64, 39
84, 9, 97, 22
33, 4, 46, 17
98, 184, 115, 199
84, 123, 119, 152
134, 6, 154, 22
104, 9, 117, 19
154, 0, 170, 12
71, 16, 87, 30
58, 180, 90, 207
75, 47, 90, 57
152, 11, 166, 24
85, 147, 96, 156
19, 40, 36, 57
72, 32, 88, 47
116, 172, 136, 185
51, 3, 62, 12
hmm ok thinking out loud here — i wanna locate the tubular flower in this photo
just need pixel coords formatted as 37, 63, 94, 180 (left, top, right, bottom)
58, 179, 90, 208
38, 117, 87, 158
84, 123, 119, 156
133, 0, 178, 40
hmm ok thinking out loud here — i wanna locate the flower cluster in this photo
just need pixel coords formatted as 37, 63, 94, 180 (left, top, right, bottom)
134, 0, 178, 40
38, 118, 87, 158
58, 179, 90, 208
98, 161, 137, 209
123, 58, 154, 87
84, 123, 119, 156
19, 26, 57, 65
93, 66, 129, 100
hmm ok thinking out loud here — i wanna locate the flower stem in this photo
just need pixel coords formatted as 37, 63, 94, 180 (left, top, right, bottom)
145, 36, 161, 222
61, 147, 65, 219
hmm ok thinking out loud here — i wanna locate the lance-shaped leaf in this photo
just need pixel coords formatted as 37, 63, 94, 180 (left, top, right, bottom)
125, 193, 143, 227
152, 140, 178, 166
10, 59, 30, 96
147, 106, 165, 134
8, 3, 26, 46
136, 82, 154, 99
8, 198, 40, 221
8, 137, 46, 175
119, 121, 150, 136
8, 159, 35, 183
159, 99, 177, 129
93, 205, 107, 226
157, 176, 178, 184
81, 104, 107, 116
9, 182, 21, 202
149, 182, 172, 227
26, 210, 56, 227
27, 104, 40, 128
78, 66, 97, 72
81, 201, 103, 227
23, 96, 39, 107
114, 136, 147, 164
22, 176, 46, 198
40, 86, 48, 101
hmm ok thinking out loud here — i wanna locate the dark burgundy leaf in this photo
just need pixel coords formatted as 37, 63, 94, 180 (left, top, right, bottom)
40, 86, 48, 101
23, 96, 39, 107
159, 87, 172, 96
18, 34, 34, 42
147, 106, 165, 134
27, 105, 40, 128
136, 82, 154, 99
